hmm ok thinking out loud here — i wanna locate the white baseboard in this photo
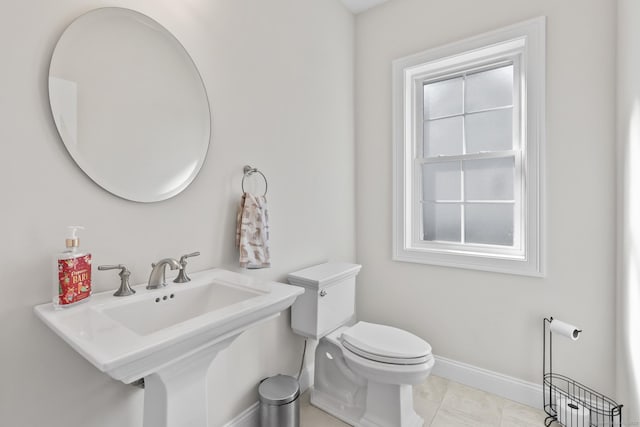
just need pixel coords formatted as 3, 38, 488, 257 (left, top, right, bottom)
432, 354, 543, 409
222, 402, 259, 427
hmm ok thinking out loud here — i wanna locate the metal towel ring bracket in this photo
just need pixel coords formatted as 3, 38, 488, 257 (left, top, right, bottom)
242, 165, 268, 196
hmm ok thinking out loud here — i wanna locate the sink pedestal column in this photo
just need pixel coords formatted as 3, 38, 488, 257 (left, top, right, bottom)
142, 336, 237, 427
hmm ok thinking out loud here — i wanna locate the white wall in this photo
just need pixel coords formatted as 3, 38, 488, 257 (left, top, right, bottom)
0, 1, 355, 426
355, 0, 617, 396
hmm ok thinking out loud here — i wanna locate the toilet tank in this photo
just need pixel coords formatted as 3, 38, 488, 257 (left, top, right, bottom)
288, 262, 362, 339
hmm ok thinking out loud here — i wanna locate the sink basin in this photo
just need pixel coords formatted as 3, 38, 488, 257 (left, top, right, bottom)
102, 280, 264, 336
35, 268, 304, 427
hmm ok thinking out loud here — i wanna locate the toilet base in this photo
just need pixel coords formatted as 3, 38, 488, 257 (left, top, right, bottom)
358, 382, 424, 427
310, 382, 424, 427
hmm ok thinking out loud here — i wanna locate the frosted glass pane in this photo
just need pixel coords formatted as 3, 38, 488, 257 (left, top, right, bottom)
423, 203, 461, 242
465, 109, 513, 153
464, 157, 514, 200
465, 204, 514, 246
424, 77, 463, 119
465, 65, 513, 113
424, 116, 463, 157
422, 162, 461, 201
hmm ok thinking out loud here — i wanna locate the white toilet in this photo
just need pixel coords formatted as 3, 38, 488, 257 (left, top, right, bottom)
288, 262, 434, 427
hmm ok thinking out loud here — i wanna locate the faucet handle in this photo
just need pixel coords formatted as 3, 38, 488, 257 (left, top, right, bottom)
179, 251, 200, 264
174, 251, 200, 283
98, 264, 136, 297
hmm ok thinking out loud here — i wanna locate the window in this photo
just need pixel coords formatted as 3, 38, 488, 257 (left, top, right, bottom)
392, 18, 545, 276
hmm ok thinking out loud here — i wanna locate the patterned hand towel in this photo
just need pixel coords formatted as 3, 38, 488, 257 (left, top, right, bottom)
236, 192, 271, 269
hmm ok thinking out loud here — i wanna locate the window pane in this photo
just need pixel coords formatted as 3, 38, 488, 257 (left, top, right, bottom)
463, 157, 514, 200
422, 161, 461, 201
465, 204, 514, 246
465, 109, 513, 153
423, 202, 461, 242
424, 116, 463, 157
465, 65, 513, 113
424, 77, 463, 119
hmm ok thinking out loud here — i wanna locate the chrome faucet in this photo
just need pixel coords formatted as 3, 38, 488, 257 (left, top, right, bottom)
147, 258, 181, 289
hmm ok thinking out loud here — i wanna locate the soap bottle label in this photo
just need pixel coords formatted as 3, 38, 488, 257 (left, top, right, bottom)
57, 255, 92, 305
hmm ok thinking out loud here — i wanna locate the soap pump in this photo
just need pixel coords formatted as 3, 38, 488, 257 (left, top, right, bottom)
54, 226, 92, 308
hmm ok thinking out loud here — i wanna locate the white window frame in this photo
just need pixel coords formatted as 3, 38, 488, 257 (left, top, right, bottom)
392, 17, 545, 276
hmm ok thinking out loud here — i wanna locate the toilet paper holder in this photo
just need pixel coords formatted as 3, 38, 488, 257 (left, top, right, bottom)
543, 317, 623, 427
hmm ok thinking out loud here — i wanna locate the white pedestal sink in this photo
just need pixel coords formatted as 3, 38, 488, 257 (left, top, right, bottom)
34, 268, 304, 427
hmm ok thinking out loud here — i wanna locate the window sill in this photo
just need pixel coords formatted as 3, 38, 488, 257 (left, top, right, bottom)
392, 245, 544, 277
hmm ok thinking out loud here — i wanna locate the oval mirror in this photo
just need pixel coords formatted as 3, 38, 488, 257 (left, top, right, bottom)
48, 8, 211, 202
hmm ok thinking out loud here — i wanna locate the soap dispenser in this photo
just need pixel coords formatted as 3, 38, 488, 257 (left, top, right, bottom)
54, 226, 92, 308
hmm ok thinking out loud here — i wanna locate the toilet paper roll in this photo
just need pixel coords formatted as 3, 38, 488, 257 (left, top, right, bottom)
550, 319, 582, 340
556, 395, 591, 426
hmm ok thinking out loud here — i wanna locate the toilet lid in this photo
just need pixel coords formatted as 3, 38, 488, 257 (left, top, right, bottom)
341, 322, 432, 365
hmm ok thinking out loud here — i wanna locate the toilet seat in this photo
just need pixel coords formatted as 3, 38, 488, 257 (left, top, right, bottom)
341, 322, 432, 365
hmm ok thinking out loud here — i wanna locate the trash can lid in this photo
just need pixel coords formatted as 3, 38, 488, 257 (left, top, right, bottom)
258, 375, 300, 405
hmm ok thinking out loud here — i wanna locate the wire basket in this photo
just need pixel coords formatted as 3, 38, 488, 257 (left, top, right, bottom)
543, 373, 622, 426
543, 318, 623, 427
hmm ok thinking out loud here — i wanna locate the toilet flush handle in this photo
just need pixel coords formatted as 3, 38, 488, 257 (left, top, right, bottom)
320, 290, 327, 297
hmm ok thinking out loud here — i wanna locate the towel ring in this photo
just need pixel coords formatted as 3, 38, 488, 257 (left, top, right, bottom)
242, 165, 268, 196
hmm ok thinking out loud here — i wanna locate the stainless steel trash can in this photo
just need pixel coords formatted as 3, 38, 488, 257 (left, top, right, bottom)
258, 374, 300, 427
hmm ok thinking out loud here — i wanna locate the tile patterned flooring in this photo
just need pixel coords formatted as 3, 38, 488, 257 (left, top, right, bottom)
300, 375, 555, 427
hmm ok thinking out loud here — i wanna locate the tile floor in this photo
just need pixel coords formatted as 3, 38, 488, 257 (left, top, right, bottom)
300, 375, 555, 427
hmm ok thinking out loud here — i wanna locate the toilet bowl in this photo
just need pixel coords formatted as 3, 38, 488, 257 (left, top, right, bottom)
288, 263, 434, 427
